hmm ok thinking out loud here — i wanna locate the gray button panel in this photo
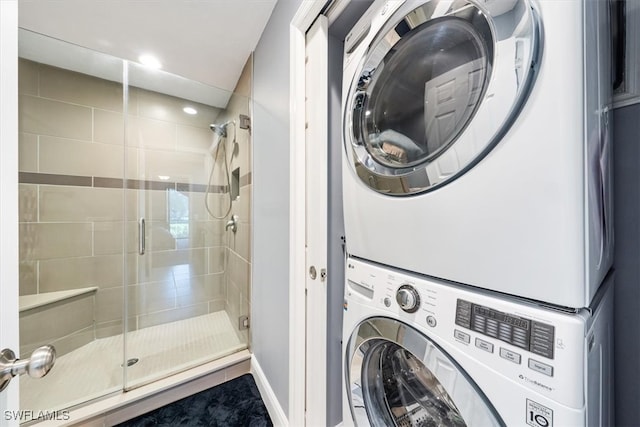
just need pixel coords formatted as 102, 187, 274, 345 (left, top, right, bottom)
528, 358, 554, 377
500, 347, 522, 364
475, 338, 494, 353
454, 329, 470, 344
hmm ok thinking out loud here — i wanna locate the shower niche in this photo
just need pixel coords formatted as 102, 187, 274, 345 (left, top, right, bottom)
17, 29, 253, 413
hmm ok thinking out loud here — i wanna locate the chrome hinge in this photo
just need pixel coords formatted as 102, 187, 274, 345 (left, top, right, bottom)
239, 315, 250, 330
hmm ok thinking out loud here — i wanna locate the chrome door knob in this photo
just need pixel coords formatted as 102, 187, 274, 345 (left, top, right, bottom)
0, 345, 56, 392
396, 284, 420, 313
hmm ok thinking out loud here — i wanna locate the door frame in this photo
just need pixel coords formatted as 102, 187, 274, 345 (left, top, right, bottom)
0, 0, 20, 421
289, 3, 321, 425
289, 1, 352, 425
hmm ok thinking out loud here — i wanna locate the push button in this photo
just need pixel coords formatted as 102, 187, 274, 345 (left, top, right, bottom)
499, 347, 522, 364
528, 359, 554, 377
426, 315, 437, 327
454, 329, 470, 344
475, 338, 494, 353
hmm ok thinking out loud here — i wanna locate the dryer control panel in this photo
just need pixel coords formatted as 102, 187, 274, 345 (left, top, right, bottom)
455, 300, 555, 360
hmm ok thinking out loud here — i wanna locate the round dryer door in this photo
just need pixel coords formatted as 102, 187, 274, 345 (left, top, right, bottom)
344, 0, 541, 195
345, 317, 504, 426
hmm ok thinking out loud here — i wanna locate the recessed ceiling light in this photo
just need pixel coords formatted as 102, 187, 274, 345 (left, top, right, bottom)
183, 107, 198, 115
138, 54, 162, 69
158, 175, 170, 181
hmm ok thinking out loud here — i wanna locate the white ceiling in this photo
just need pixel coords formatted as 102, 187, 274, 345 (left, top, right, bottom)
18, 0, 278, 94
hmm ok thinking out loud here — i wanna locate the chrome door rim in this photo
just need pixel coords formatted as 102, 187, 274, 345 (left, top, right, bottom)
343, 0, 542, 195
345, 316, 505, 426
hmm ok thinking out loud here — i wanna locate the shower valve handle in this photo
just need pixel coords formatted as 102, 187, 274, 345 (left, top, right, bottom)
0, 345, 56, 392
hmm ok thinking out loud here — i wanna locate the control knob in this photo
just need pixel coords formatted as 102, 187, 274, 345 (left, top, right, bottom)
396, 284, 420, 313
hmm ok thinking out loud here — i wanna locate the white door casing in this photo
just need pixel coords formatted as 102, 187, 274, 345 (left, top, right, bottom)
0, 0, 20, 423
304, 15, 329, 427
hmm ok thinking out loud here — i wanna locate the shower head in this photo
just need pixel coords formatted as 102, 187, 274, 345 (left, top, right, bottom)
209, 122, 228, 138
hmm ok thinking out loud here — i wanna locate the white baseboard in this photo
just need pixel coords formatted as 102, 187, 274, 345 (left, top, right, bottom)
251, 356, 288, 427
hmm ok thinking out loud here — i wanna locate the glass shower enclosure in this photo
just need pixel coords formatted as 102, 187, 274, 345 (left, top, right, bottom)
17, 29, 252, 413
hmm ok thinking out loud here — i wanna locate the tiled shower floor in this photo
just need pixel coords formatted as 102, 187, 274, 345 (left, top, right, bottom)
20, 311, 245, 412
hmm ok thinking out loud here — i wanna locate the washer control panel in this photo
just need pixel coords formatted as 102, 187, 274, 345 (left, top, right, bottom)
455, 299, 555, 360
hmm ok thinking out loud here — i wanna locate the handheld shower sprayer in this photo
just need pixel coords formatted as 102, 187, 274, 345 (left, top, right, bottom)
205, 120, 237, 220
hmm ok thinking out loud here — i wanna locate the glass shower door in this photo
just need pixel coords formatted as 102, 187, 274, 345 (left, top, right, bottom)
123, 60, 251, 389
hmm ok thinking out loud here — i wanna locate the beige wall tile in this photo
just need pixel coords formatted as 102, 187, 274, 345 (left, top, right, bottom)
137, 303, 208, 329
133, 255, 174, 286
126, 190, 139, 221
19, 261, 37, 296
205, 193, 231, 219
20, 222, 92, 260
208, 246, 226, 274
19, 184, 38, 223
230, 222, 251, 263
144, 150, 207, 184
177, 124, 213, 154
94, 109, 124, 145
233, 55, 252, 98
128, 281, 176, 316
95, 286, 123, 323
175, 273, 224, 307
209, 299, 225, 313
39, 255, 123, 292
228, 252, 250, 295
19, 133, 38, 172
95, 318, 137, 339
19, 95, 92, 140
39, 136, 125, 178
135, 88, 222, 128
39, 186, 123, 222
51, 326, 94, 357
94, 222, 138, 255
39, 64, 123, 112
19, 59, 39, 96
176, 220, 224, 250
149, 248, 207, 279
128, 116, 175, 150
20, 295, 94, 349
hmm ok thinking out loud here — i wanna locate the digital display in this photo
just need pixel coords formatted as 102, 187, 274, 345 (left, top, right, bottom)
473, 306, 530, 330
455, 299, 555, 359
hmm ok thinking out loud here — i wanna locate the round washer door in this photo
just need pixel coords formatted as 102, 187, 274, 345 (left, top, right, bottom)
344, 0, 540, 195
345, 317, 504, 426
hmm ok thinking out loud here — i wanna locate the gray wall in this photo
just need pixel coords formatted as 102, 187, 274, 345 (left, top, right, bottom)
613, 102, 640, 426
252, 0, 304, 417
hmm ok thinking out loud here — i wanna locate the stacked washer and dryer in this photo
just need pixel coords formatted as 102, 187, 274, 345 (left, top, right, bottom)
340, 0, 614, 426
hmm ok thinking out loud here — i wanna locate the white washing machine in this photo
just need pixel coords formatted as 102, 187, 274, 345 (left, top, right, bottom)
342, 257, 614, 426
341, 0, 613, 308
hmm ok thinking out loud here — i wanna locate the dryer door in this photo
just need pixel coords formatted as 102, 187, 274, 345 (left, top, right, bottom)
344, 0, 540, 195
345, 317, 504, 427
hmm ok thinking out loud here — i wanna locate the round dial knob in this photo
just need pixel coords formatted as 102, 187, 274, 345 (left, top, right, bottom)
396, 284, 420, 313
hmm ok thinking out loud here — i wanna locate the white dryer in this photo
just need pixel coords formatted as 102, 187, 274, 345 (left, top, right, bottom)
342, 257, 614, 427
341, 0, 613, 308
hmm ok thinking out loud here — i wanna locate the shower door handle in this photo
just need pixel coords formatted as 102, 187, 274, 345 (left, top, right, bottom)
139, 217, 146, 255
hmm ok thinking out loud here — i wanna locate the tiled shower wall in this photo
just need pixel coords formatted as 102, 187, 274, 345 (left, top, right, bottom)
217, 57, 253, 346
18, 58, 252, 356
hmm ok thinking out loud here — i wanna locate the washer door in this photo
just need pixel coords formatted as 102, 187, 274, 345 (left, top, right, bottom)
345, 317, 504, 426
344, 0, 540, 195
